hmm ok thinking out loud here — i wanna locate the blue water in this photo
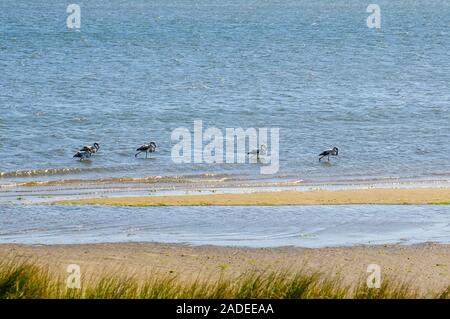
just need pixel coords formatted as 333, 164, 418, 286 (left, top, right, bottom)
0, 204, 449, 247
1, 0, 450, 184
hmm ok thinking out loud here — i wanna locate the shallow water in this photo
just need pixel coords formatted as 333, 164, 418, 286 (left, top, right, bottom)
1, 204, 449, 248
1, 0, 450, 186
1, 2, 449, 249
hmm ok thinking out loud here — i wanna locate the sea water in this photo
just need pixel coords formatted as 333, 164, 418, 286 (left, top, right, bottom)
0, 0, 449, 186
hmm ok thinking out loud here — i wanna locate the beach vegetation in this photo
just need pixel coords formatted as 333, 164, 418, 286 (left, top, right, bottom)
0, 260, 447, 299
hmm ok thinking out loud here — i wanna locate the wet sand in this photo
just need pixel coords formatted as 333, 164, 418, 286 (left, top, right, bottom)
58, 187, 450, 206
1, 243, 449, 294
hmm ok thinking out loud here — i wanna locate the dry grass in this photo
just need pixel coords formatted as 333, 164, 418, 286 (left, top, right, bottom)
0, 260, 447, 299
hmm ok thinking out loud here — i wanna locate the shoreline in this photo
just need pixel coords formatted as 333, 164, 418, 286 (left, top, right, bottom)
1, 242, 449, 295
57, 187, 450, 206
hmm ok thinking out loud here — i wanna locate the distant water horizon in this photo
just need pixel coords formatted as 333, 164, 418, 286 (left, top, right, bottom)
1, 0, 449, 187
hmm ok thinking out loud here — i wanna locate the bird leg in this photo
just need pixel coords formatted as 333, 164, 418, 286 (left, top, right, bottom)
145, 151, 148, 159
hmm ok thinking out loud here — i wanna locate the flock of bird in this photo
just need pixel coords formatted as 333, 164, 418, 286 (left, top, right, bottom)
73, 141, 157, 161
73, 141, 339, 162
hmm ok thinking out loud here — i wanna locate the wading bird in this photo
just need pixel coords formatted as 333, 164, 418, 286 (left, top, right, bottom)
247, 144, 267, 160
79, 143, 100, 154
73, 150, 92, 161
135, 142, 156, 158
319, 147, 339, 162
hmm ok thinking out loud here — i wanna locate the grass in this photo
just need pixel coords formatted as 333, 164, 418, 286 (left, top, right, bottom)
0, 260, 448, 299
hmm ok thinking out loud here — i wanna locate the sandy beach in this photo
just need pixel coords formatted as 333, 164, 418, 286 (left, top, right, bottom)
1, 243, 449, 295
58, 187, 450, 206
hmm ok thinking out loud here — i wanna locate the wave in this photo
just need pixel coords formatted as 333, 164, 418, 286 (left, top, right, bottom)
0, 173, 251, 189
321, 174, 450, 184
0, 166, 130, 178
1, 167, 449, 191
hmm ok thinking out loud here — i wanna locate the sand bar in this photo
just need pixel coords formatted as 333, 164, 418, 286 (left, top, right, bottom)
58, 187, 450, 206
